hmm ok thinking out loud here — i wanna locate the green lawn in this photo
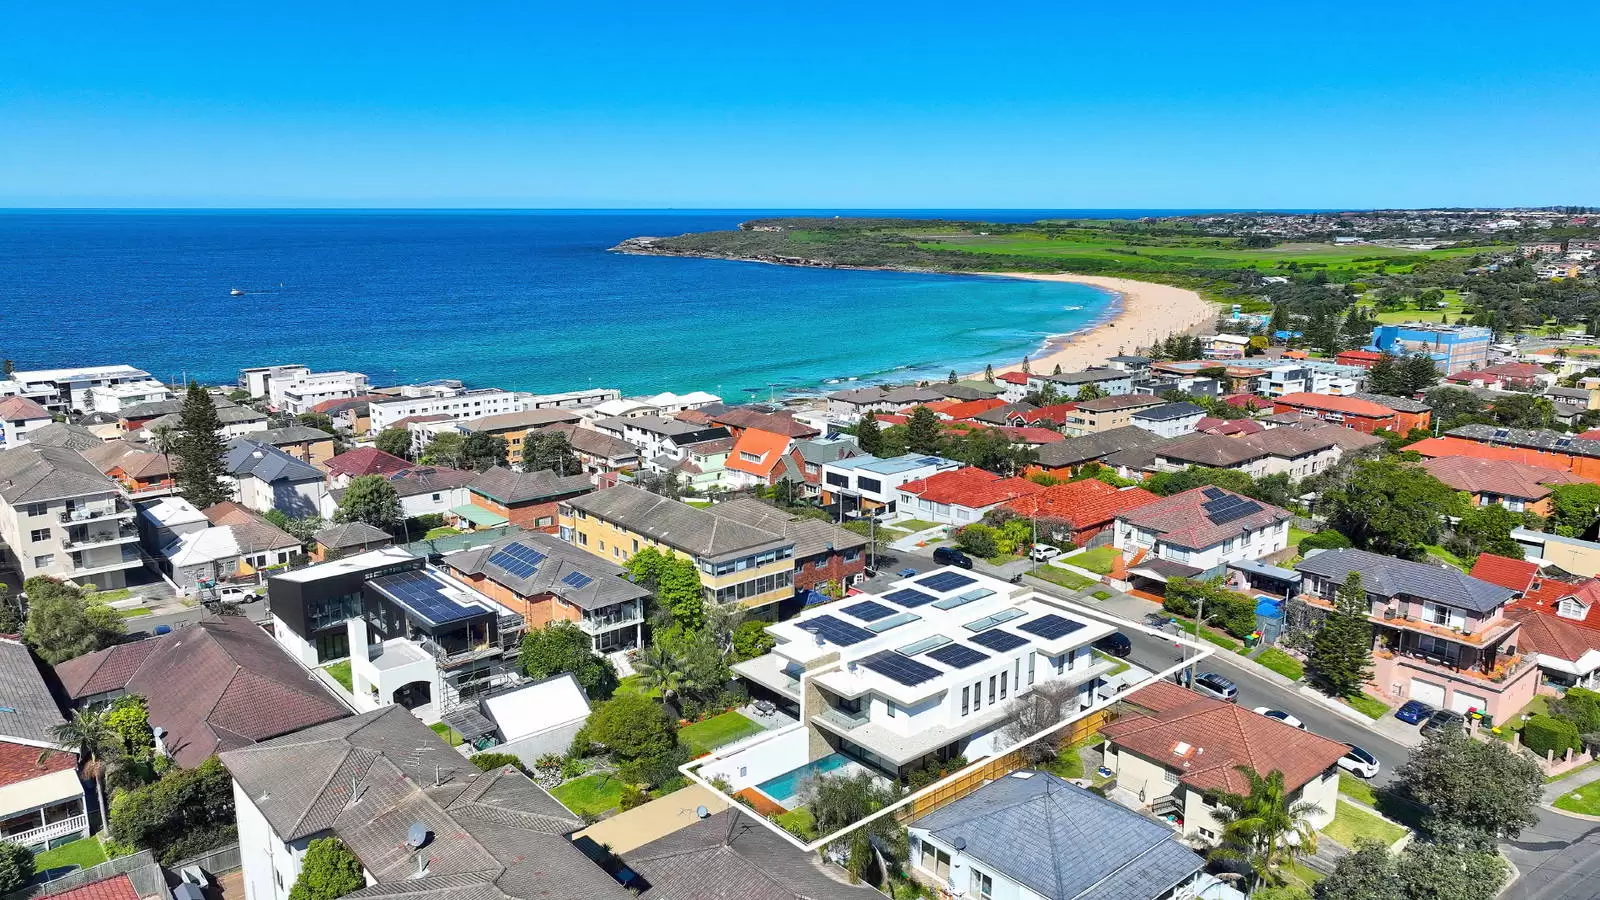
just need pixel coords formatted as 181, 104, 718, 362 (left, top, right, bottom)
1422, 544, 1470, 572
423, 526, 462, 540
323, 660, 354, 692
1338, 772, 1379, 807
1554, 784, 1600, 815
615, 675, 661, 699
684, 500, 712, 509
1175, 617, 1243, 651
1044, 730, 1104, 781
774, 807, 817, 839
1091, 589, 1113, 600
1255, 648, 1304, 681
430, 721, 464, 747
1287, 526, 1315, 550
1093, 650, 1131, 675
1346, 693, 1390, 720
1028, 565, 1095, 591
1286, 861, 1325, 889
551, 773, 625, 817
1325, 801, 1407, 848
894, 519, 944, 534
1071, 546, 1119, 575
91, 588, 133, 603
679, 711, 765, 756
34, 836, 108, 873
117, 607, 152, 618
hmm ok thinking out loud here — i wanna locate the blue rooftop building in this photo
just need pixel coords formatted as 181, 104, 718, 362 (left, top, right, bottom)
1368, 323, 1491, 373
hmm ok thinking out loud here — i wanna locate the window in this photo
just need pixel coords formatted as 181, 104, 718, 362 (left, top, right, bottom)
577, 532, 588, 546
886, 699, 897, 718
24, 503, 46, 518
962, 686, 970, 716
973, 680, 982, 711
29, 529, 49, 543
921, 844, 951, 880
598, 540, 606, 552
431, 493, 441, 501
536, 516, 555, 527
858, 476, 882, 494
988, 676, 996, 704
1164, 769, 1180, 785
1559, 597, 1588, 620
1000, 672, 1008, 699
842, 549, 860, 563
1015, 657, 1021, 688
970, 869, 993, 900
633, 539, 640, 553
739, 451, 762, 463
33, 554, 53, 569
1028, 653, 1036, 685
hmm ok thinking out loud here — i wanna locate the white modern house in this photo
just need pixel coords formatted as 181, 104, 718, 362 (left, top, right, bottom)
590, 415, 729, 462
0, 364, 159, 415
369, 387, 523, 432
85, 380, 174, 414
1025, 369, 1134, 399
1115, 487, 1293, 589
269, 371, 370, 415
238, 364, 312, 400
818, 453, 963, 517
1255, 364, 1358, 398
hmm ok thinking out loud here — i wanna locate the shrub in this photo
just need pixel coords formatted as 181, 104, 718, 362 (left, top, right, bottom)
715, 683, 749, 710
618, 746, 691, 789
618, 785, 650, 811
954, 524, 998, 558
411, 513, 446, 531
288, 837, 364, 900
109, 756, 237, 864
1298, 530, 1353, 554
0, 842, 34, 895
1552, 687, 1600, 734
470, 752, 527, 774
732, 620, 776, 661
1523, 714, 1581, 758
534, 753, 563, 772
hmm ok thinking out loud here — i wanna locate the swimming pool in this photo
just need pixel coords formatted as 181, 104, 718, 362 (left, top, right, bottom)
756, 753, 858, 807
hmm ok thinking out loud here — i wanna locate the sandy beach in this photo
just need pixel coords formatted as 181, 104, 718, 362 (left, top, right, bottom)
981, 274, 1218, 377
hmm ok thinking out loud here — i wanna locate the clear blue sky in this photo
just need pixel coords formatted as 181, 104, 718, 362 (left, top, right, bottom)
4, 2, 1597, 209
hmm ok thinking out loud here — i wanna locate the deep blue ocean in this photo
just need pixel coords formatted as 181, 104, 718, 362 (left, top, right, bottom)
0, 209, 1206, 398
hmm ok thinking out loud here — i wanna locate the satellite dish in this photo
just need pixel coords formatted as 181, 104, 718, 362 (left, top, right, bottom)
695, 805, 710, 819
406, 822, 431, 849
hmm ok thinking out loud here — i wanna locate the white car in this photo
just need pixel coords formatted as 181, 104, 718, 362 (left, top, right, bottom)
1253, 707, 1306, 729
1338, 744, 1381, 779
1028, 544, 1063, 562
214, 585, 256, 604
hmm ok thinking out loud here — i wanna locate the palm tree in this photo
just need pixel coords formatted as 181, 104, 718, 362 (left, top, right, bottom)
1207, 766, 1323, 891
45, 706, 123, 837
633, 643, 692, 717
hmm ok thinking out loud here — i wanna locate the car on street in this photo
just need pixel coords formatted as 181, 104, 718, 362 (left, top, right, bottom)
932, 547, 974, 569
1094, 632, 1132, 658
1189, 672, 1238, 703
214, 585, 256, 604
1253, 707, 1306, 729
1028, 544, 1063, 562
1394, 699, 1436, 725
1421, 708, 1467, 737
896, 568, 918, 578
1339, 744, 1381, 779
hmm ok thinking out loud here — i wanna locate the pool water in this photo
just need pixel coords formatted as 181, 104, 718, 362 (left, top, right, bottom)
756, 753, 856, 807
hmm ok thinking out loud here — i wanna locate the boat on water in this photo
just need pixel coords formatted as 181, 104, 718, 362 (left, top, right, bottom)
1065, 305, 1083, 311
230, 288, 246, 296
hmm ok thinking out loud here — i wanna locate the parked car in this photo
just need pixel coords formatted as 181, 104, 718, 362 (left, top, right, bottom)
932, 546, 974, 569
896, 568, 918, 578
1253, 707, 1306, 729
1028, 543, 1063, 562
1394, 699, 1437, 725
1094, 632, 1132, 658
1339, 744, 1381, 779
1421, 709, 1467, 737
214, 585, 255, 604
1190, 672, 1238, 703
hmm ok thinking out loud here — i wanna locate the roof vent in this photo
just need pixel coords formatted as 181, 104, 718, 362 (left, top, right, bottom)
406, 822, 431, 850
1172, 741, 1193, 757
953, 837, 967, 851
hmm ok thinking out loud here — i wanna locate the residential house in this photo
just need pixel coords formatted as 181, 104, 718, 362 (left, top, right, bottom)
461, 409, 583, 468
1255, 364, 1358, 398
441, 531, 649, 654
374, 466, 479, 523
268, 371, 371, 415
135, 496, 210, 557
82, 440, 174, 495
224, 438, 329, 518
1026, 369, 1135, 399
1502, 579, 1600, 689
723, 425, 798, 489
1101, 681, 1344, 841
1446, 362, 1558, 392
561, 484, 796, 613
1152, 427, 1346, 480
1061, 395, 1167, 436
1005, 403, 1078, 428
543, 424, 640, 481
772, 435, 862, 500
651, 436, 732, 493
117, 394, 236, 434
220, 707, 632, 900
237, 364, 311, 400
1106, 354, 1154, 374
325, 447, 413, 488
1420, 456, 1588, 515
925, 398, 1010, 422
1115, 487, 1294, 590
478, 674, 592, 770
995, 371, 1033, 403
311, 522, 393, 561
1368, 324, 1492, 372
0, 365, 158, 415
310, 396, 375, 434
1421, 424, 1600, 480
582, 390, 716, 421
155, 506, 299, 594
896, 467, 1042, 526
1130, 402, 1205, 438
242, 425, 337, 467
1202, 334, 1250, 359
1271, 392, 1426, 434
0, 444, 141, 588
627, 810, 882, 899
1293, 548, 1540, 721
18, 423, 103, 456
0, 638, 89, 852
138, 404, 268, 440
1508, 529, 1600, 579
0, 397, 51, 450
994, 425, 1068, 448
705, 498, 870, 594
54, 618, 348, 765
1004, 480, 1159, 547
592, 415, 729, 463
368, 386, 522, 433
706, 406, 821, 442
466, 467, 594, 532
85, 380, 174, 414
1029, 426, 1168, 480
819, 453, 964, 517
826, 385, 949, 423
908, 770, 1217, 900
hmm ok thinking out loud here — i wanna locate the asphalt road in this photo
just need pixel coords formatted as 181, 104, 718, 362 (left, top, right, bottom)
1503, 810, 1600, 900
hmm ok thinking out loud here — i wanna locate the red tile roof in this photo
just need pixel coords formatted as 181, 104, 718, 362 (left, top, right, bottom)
1408, 436, 1578, 474
724, 428, 793, 478
898, 466, 1042, 510
1420, 456, 1588, 501
1010, 403, 1078, 426
41, 875, 138, 900
1446, 362, 1549, 384
1101, 681, 1349, 793
1197, 417, 1265, 436
1274, 392, 1397, 418
710, 408, 820, 439
327, 447, 413, 478
1223, 394, 1274, 410
310, 395, 376, 415
0, 739, 77, 789
1580, 429, 1600, 442
1117, 486, 1292, 549
994, 426, 1067, 445
926, 398, 1009, 420
1511, 578, 1600, 632
1004, 480, 1159, 529
0, 396, 50, 422
1336, 350, 1385, 363
997, 371, 1031, 385
1468, 554, 1539, 593
1506, 607, 1600, 663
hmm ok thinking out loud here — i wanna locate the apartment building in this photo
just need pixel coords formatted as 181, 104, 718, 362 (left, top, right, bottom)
561, 484, 796, 613
237, 364, 311, 400
591, 415, 729, 462
1129, 401, 1205, 438
1368, 323, 1492, 373
460, 409, 581, 468
269, 371, 371, 416
0, 445, 141, 588
0, 365, 159, 415
1270, 392, 1420, 434
521, 386, 621, 409
369, 387, 522, 432
819, 452, 963, 517
1254, 364, 1358, 398
85, 380, 174, 414
1025, 368, 1134, 399
1060, 395, 1167, 436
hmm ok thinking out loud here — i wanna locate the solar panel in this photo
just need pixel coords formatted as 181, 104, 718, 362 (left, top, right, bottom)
1019, 614, 1086, 641
918, 571, 978, 593
841, 600, 895, 622
371, 570, 480, 626
799, 615, 875, 646
1210, 500, 1263, 525
927, 644, 989, 669
867, 611, 921, 633
560, 570, 594, 589
896, 635, 953, 656
1202, 486, 1228, 500
883, 588, 938, 608
969, 630, 1029, 652
859, 650, 941, 686
933, 587, 994, 611
488, 542, 549, 579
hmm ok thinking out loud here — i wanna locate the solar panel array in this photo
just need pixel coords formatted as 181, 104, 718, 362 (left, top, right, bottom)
841, 600, 896, 622
927, 644, 989, 669
488, 542, 548, 579
1019, 614, 1085, 641
800, 615, 875, 646
859, 650, 941, 686
883, 588, 938, 608
560, 570, 594, 589
373, 570, 479, 625
1201, 486, 1228, 500
1201, 493, 1263, 526
918, 571, 977, 592
969, 629, 1029, 652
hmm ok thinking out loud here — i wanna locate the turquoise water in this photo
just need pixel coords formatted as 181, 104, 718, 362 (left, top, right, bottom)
0, 211, 1116, 397
756, 752, 855, 806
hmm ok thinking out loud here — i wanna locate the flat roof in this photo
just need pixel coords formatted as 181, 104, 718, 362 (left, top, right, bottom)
271, 546, 416, 582
824, 452, 958, 475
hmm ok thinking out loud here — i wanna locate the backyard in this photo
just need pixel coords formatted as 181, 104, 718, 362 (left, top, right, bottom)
34, 836, 109, 874
1324, 800, 1407, 848
430, 721, 464, 746
679, 711, 765, 756
551, 773, 625, 818
323, 660, 354, 692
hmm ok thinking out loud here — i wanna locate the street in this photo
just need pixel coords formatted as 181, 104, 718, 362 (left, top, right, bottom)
1503, 810, 1600, 900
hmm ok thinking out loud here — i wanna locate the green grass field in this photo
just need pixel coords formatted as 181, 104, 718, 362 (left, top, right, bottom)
323, 660, 354, 692
34, 836, 109, 873
430, 721, 464, 747
1071, 546, 1119, 575
893, 519, 944, 534
614, 675, 661, 699
551, 774, 625, 818
1255, 648, 1305, 681
1325, 801, 1408, 848
1028, 565, 1096, 591
1359, 289, 1472, 325
1338, 772, 1379, 806
117, 607, 152, 618
91, 588, 133, 603
1423, 545, 1470, 572
679, 711, 765, 756
423, 526, 462, 540
1347, 694, 1391, 720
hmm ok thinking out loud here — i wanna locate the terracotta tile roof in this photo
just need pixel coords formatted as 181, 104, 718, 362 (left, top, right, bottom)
1420, 456, 1588, 501
710, 408, 820, 439
873, 414, 909, 426
202, 500, 260, 526
41, 875, 139, 900
1408, 436, 1577, 474
1223, 394, 1275, 410
1506, 607, 1600, 663
1010, 403, 1078, 426
724, 428, 793, 478
327, 447, 413, 478
0, 396, 50, 422
1446, 362, 1549, 383
310, 395, 375, 415
998, 371, 1032, 385
1117, 487, 1292, 550
0, 739, 77, 788
898, 466, 1042, 510
1336, 350, 1385, 363
1511, 577, 1600, 632
1468, 554, 1540, 593
1197, 417, 1265, 436
1101, 682, 1348, 793
1580, 429, 1600, 442
55, 640, 160, 699
1004, 480, 1159, 529
1273, 392, 1396, 418
926, 398, 1009, 420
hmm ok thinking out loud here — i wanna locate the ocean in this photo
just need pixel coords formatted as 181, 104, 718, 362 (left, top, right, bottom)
0, 210, 1141, 398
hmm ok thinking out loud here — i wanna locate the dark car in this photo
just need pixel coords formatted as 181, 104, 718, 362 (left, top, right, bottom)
1421, 709, 1467, 737
1094, 632, 1133, 658
1394, 699, 1436, 725
932, 547, 973, 569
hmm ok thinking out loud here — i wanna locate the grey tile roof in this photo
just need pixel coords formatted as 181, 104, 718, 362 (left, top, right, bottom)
911, 771, 1202, 900
1154, 434, 1266, 468
145, 405, 267, 430
593, 415, 713, 438
794, 437, 860, 466
1294, 548, 1514, 614
462, 409, 581, 432
1132, 402, 1206, 422
0, 444, 119, 503
1075, 395, 1163, 413
973, 402, 1038, 426
314, 522, 393, 550
22, 422, 103, 452
442, 531, 649, 611
627, 810, 880, 900
119, 396, 236, 420
381, 466, 478, 499
564, 484, 791, 560
546, 424, 638, 462
1033, 426, 1168, 468
0, 638, 66, 744
1349, 392, 1432, 414
1039, 369, 1129, 386
224, 439, 324, 484
702, 498, 867, 560
469, 467, 593, 505
242, 425, 334, 446
1449, 424, 1600, 460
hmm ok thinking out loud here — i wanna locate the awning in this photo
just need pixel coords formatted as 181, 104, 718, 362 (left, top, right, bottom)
450, 504, 509, 527
1228, 558, 1301, 584
1128, 559, 1203, 583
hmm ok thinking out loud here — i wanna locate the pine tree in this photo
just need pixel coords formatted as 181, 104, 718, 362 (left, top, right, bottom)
1367, 353, 1403, 395
1307, 571, 1374, 698
172, 383, 231, 508
1021, 355, 1031, 374
983, 363, 995, 383
1052, 363, 1063, 375
906, 406, 942, 455
1400, 353, 1441, 395
1268, 303, 1289, 337
855, 412, 882, 456
947, 369, 958, 384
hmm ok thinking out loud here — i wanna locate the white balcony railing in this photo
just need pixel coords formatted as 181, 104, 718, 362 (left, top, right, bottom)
7, 814, 87, 851
58, 504, 133, 524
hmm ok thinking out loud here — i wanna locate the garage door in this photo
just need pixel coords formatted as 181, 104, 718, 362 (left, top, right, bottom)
1410, 679, 1446, 706
1451, 690, 1488, 714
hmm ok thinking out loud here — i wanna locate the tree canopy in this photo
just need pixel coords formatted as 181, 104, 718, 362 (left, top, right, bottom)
1394, 729, 1542, 846
22, 577, 124, 664
461, 432, 509, 472
625, 547, 706, 630
524, 430, 580, 475
1321, 459, 1461, 558
335, 474, 402, 528
374, 427, 412, 460
0, 843, 33, 895
577, 692, 677, 761
289, 838, 366, 900
1306, 571, 1374, 698
109, 756, 237, 864
172, 382, 232, 508
518, 621, 618, 700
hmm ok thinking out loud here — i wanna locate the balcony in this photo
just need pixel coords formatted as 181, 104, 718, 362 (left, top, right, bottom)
62, 524, 139, 550
58, 504, 134, 524
4, 813, 87, 852
1377, 646, 1536, 687
578, 608, 643, 635
70, 547, 142, 578
815, 705, 871, 731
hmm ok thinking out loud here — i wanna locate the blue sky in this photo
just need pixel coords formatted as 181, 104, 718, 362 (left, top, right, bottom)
3, 2, 1597, 209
